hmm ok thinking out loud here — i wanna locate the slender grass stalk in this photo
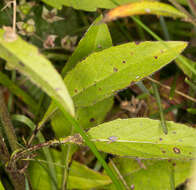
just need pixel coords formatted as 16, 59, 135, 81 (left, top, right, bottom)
152, 82, 168, 134
159, 16, 170, 40
110, 159, 131, 190
11, 114, 58, 190
55, 101, 125, 190
147, 77, 196, 103
169, 73, 179, 100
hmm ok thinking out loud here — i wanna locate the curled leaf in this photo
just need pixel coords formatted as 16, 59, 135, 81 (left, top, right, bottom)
103, 1, 187, 22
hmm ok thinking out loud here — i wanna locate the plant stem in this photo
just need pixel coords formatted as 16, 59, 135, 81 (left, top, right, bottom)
0, 86, 19, 151
110, 159, 131, 190
12, 134, 83, 163
152, 83, 168, 134
146, 77, 196, 103
0, 114, 25, 190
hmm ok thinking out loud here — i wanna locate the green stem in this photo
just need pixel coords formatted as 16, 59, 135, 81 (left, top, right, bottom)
0, 106, 25, 190
152, 83, 168, 134
0, 86, 19, 151
159, 16, 170, 40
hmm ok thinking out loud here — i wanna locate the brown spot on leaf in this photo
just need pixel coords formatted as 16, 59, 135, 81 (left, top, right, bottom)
90, 118, 95, 122
172, 163, 176, 166
122, 60, 126, 64
74, 89, 78, 93
130, 52, 134, 55
154, 56, 158, 59
98, 88, 102, 91
189, 152, 192, 155
159, 138, 163, 141
162, 150, 166, 153
173, 147, 181, 154
113, 67, 118, 72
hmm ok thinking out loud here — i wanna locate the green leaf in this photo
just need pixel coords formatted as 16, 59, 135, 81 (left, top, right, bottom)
88, 118, 196, 159
52, 97, 114, 138
62, 15, 112, 76
0, 181, 4, 190
0, 29, 75, 116
108, 157, 191, 190
41, 0, 139, 11
67, 161, 111, 189
51, 15, 113, 138
103, 1, 187, 22
65, 41, 187, 108
29, 157, 57, 190
29, 151, 111, 190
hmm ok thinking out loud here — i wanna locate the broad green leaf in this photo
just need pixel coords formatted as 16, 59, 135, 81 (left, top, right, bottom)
41, 0, 140, 11
50, 15, 113, 138
0, 29, 75, 116
0, 181, 4, 190
108, 157, 191, 190
65, 41, 187, 108
68, 161, 111, 189
62, 15, 112, 76
103, 1, 187, 22
88, 118, 196, 159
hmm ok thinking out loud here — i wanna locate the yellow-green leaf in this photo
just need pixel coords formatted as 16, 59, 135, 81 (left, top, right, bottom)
103, 1, 187, 22
65, 41, 187, 108
0, 29, 75, 116
88, 118, 196, 159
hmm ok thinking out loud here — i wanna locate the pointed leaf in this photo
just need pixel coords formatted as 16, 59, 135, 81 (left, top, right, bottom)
0, 29, 75, 116
103, 1, 187, 22
52, 15, 113, 138
65, 41, 187, 108
88, 118, 196, 159
62, 15, 112, 76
